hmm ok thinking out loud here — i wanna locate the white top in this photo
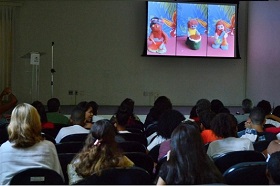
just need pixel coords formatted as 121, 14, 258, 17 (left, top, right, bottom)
147, 134, 166, 151
266, 119, 280, 127
92, 115, 105, 123
207, 137, 254, 159
55, 125, 89, 143
0, 140, 64, 185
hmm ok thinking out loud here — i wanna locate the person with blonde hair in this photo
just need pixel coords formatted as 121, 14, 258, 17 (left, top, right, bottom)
0, 103, 64, 185
67, 119, 134, 184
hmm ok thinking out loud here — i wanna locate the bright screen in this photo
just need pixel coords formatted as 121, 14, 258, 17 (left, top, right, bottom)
145, 1, 239, 58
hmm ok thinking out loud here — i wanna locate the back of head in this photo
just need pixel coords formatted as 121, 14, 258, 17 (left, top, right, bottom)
76, 119, 120, 177
257, 100, 272, 115
167, 120, 223, 184
47, 98, 60, 112
267, 151, 280, 184
157, 109, 185, 139
153, 96, 172, 113
199, 110, 216, 129
170, 121, 203, 155
272, 106, 280, 118
88, 101, 99, 115
242, 98, 253, 113
8, 103, 42, 148
211, 99, 225, 114
76, 101, 90, 112
31, 100, 47, 123
70, 107, 85, 126
115, 109, 129, 127
210, 113, 237, 138
119, 98, 134, 115
250, 106, 265, 125
196, 99, 211, 116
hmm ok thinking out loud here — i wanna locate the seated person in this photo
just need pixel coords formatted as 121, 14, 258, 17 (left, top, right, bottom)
267, 151, 280, 185
199, 110, 220, 144
0, 103, 64, 185
31, 100, 54, 129
238, 107, 276, 143
149, 109, 185, 154
46, 98, 69, 125
0, 87, 17, 124
76, 101, 94, 129
234, 98, 253, 124
67, 119, 134, 184
207, 113, 254, 159
55, 107, 89, 143
110, 98, 143, 130
88, 101, 104, 123
156, 121, 223, 185
112, 109, 131, 134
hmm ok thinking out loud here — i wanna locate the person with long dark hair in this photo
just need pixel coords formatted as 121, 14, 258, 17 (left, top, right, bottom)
156, 121, 223, 185
67, 119, 134, 184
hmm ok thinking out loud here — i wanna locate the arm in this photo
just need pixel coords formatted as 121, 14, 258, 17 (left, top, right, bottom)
266, 114, 280, 122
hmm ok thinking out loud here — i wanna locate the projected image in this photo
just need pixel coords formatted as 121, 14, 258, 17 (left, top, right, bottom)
176, 3, 208, 56
146, 1, 237, 58
147, 2, 176, 56
207, 5, 236, 57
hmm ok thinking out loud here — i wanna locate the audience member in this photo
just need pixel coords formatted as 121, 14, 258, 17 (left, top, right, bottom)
156, 121, 224, 185
235, 98, 253, 124
55, 107, 89, 143
211, 99, 225, 114
111, 108, 131, 133
0, 103, 64, 184
256, 100, 280, 127
189, 105, 199, 123
0, 87, 17, 124
238, 107, 276, 143
148, 109, 185, 152
199, 110, 220, 144
46, 98, 69, 125
31, 100, 54, 129
76, 101, 94, 129
88, 101, 104, 123
267, 151, 280, 185
144, 96, 172, 129
110, 98, 143, 130
195, 98, 211, 117
207, 113, 254, 159
67, 119, 134, 184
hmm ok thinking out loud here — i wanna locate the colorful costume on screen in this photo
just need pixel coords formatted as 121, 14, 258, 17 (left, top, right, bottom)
185, 19, 201, 50
147, 17, 168, 54
212, 20, 228, 50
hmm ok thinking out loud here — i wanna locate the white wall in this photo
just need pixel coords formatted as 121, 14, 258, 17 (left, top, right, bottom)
247, 1, 280, 107
12, 1, 248, 106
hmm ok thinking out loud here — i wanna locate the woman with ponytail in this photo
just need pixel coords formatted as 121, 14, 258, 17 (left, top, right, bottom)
67, 119, 134, 184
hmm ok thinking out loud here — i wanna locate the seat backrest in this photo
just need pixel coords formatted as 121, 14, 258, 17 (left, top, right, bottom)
154, 156, 167, 180
223, 161, 268, 185
74, 167, 152, 185
214, 150, 266, 174
55, 141, 84, 154
9, 168, 64, 185
253, 140, 271, 153
124, 152, 154, 176
58, 153, 77, 185
60, 133, 88, 143
118, 133, 148, 147
117, 141, 147, 153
